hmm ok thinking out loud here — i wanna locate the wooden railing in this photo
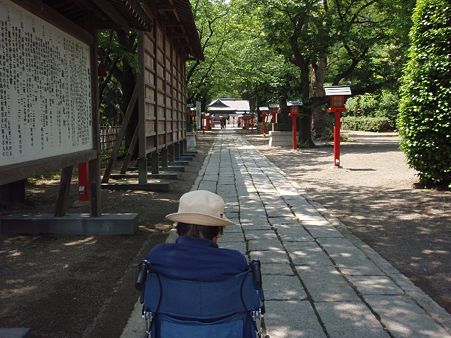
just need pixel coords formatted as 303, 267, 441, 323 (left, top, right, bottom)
100, 125, 121, 153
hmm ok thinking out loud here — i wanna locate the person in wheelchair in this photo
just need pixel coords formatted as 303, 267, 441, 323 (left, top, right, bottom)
136, 190, 268, 338
146, 190, 248, 282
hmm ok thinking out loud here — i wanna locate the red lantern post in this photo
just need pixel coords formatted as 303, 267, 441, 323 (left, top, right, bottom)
269, 104, 279, 132
287, 100, 302, 150
325, 86, 352, 167
259, 107, 269, 137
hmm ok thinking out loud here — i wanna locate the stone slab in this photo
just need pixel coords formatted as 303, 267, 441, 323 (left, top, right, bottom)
315, 302, 389, 338
263, 275, 306, 300
364, 295, 451, 338
295, 266, 359, 302
219, 232, 245, 242
285, 241, 334, 267
240, 222, 272, 230
347, 276, 404, 295
277, 227, 314, 242
250, 250, 290, 264
304, 226, 344, 238
261, 263, 295, 276
265, 300, 326, 338
109, 173, 180, 180
197, 181, 217, 192
163, 165, 185, 172
220, 241, 246, 253
244, 230, 278, 241
169, 160, 190, 165
268, 131, 293, 148
248, 239, 285, 251
101, 181, 172, 192
0, 213, 138, 235
0, 328, 30, 338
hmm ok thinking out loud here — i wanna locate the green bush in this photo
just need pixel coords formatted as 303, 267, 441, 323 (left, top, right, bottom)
346, 90, 399, 127
342, 116, 394, 132
398, 0, 451, 188
375, 90, 399, 126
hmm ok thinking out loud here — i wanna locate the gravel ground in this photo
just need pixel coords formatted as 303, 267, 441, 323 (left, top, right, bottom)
242, 129, 451, 313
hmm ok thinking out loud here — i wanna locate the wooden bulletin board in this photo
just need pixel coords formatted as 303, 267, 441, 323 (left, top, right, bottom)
0, 0, 96, 185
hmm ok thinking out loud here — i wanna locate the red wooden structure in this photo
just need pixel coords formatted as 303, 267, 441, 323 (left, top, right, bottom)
287, 100, 303, 150
325, 85, 352, 167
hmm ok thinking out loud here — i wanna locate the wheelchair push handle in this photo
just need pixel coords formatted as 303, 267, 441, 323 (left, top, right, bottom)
135, 260, 150, 291
250, 259, 262, 289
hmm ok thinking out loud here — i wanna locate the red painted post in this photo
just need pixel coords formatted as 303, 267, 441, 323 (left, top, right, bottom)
78, 162, 89, 201
289, 112, 298, 150
334, 111, 341, 166
269, 104, 279, 131
288, 102, 301, 150
325, 85, 351, 167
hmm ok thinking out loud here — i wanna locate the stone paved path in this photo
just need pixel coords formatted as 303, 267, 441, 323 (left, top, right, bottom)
122, 130, 450, 338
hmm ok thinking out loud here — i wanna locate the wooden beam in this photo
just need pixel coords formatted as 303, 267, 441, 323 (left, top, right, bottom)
120, 126, 139, 174
101, 82, 139, 183
9, 0, 94, 44
91, 0, 130, 31
54, 166, 73, 217
0, 150, 96, 186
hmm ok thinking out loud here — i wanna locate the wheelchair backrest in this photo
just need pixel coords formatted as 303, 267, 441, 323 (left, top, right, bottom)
143, 270, 261, 319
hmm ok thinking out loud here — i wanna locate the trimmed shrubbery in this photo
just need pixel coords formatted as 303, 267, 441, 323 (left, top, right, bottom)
398, 0, 450, 188
345, 89, 399, 129
342, 116, 393, 132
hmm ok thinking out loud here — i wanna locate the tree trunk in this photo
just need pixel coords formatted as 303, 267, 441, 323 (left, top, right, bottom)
310, 57, 332, 139
298, 66, 315, 147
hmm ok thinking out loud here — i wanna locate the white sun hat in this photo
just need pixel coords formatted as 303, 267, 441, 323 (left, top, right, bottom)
165, 190, 234, 226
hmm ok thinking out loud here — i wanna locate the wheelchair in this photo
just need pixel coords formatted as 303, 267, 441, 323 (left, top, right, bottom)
136, 259, 269, 338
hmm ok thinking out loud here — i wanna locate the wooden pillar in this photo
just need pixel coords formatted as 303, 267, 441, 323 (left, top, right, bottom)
160, 148, 168, 169
55, 166, 73, 217
90, 39, 101, 217
138, 32, 148, 184
151, 151, 159, 174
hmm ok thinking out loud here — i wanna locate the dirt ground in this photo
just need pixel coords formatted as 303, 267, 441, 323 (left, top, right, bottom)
242, 129, 451, 313
0, 135, 214, 338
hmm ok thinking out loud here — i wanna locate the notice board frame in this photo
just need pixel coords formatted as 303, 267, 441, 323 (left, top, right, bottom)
0, 0, 99, 186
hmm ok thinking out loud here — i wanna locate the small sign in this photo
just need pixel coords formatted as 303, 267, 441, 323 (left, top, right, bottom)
324, 85, 351, 96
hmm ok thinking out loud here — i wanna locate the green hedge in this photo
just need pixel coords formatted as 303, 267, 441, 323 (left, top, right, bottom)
398, 0, 451, 188
345, 89, 399, 127
342, 116, 394, 132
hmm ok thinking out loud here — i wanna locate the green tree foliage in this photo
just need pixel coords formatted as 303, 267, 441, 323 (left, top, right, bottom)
97, 30, 138, 125
245, 0, 412, 144
187, 0, 298, 112
398, 0, 451, 188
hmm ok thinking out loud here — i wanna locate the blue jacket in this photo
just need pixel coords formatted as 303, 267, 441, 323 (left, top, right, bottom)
146, 236, 248, 282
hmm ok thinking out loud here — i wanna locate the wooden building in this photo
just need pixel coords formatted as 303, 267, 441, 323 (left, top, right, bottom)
0, 0, 202, 234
